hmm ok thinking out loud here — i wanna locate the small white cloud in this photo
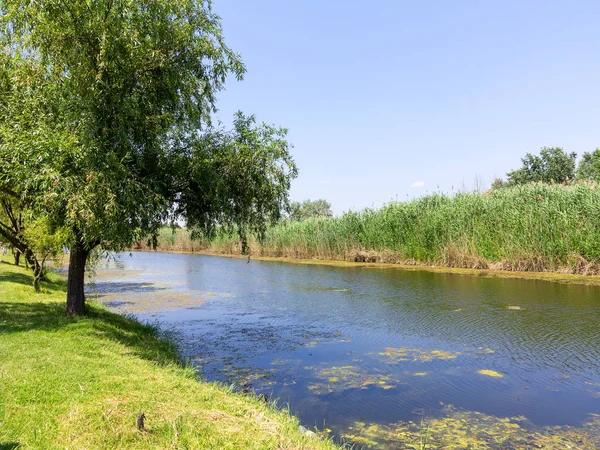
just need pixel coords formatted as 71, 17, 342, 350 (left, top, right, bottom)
410, 181, 425, 188
320, 180, 330, 184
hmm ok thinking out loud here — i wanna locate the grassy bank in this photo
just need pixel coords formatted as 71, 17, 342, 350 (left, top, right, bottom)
0, 262, 338, 449
195, 182, 600, 275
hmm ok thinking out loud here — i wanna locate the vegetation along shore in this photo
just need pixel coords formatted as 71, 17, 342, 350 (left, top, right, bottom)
138, 181, 600, 278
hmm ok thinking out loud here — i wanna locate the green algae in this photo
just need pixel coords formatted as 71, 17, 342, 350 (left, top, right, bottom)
342, 405, 600, 449
307, 365, 399, 395
372, 347, 460, 364
477, 369, 504, 378
94, 289, 218, 314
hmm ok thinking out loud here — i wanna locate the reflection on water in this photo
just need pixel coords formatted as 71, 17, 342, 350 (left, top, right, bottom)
88, 252, 600, 449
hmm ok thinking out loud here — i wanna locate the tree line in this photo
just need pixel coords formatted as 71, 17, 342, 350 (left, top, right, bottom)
493, 147, 600, 188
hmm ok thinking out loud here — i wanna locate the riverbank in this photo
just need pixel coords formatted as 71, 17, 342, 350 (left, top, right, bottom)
0, 261, 338, 449
138, 183, 600, 279
102, 250, 600, 450
135, 248, 600, 288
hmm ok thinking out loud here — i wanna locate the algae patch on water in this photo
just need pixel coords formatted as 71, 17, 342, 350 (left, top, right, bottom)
372, 347, 460, 364
342, 406, 600, 450
477, 369, 504, 378
307, 365, 399, 395
95, 288, 219, 314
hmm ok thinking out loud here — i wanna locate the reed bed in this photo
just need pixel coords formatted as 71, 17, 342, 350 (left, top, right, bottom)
204, 182, 600, 274
135, 228, 196, 252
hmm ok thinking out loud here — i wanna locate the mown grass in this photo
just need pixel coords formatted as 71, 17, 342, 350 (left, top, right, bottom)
0, 261, 338, 449
204, 182, 600, 274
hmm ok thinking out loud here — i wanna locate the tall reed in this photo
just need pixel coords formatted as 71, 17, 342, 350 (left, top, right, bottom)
205, 182, 600, 274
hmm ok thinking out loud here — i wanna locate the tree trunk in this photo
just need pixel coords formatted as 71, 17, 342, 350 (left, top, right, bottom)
33, 273, 40, 292
33, 260, 42, 292
66, 242, 89, 315
24, 248, 35, 269
13, 249, 20, 266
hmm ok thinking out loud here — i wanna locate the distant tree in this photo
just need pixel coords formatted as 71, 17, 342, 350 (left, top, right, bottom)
288, 199, 333, 221
507, 147, 576, 185
576, 149, 600, 181
490, 178, 509, 190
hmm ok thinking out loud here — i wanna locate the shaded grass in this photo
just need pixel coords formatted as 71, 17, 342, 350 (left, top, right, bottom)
0, 262, 338, 449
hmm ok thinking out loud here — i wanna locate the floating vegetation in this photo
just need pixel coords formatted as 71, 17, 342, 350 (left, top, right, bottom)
372, 347, 460, 364
464, 347, 496, 360
477, 369, 504, 378
296, 329, 350, 347
87, 267, 141, 280
587, 389, 600, 399
585, 381, 600, 398
307, 365, 399, 395
94, 289, 217, 314
342, 405, 600, 449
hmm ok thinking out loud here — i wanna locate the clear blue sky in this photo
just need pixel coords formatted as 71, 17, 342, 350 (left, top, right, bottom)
211, 0, 600, 214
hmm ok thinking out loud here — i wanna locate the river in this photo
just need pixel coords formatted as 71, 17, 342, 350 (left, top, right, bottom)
88, 251, 600, 449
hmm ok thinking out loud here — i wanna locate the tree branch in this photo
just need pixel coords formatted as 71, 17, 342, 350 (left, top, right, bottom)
0, 185, 19, 198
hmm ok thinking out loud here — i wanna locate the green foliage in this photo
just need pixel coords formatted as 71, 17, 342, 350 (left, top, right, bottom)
0, 0, 246, 250
507, 147, 576, 185
0, 0, 296, 307
21, 215, 68, 290
182, 112, 297, 248
490, 178, 508, 190
577, 148, 600, 181
210, 182, 600, 273
289, 199, 333, 221
21, 216, 66, 258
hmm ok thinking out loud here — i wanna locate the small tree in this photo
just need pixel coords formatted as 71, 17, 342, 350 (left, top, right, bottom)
507, 147, 576, 185
22, 216, 67, 291
490, 178, 508, 190
576, 149, 600, 182
288, 199, 333, 221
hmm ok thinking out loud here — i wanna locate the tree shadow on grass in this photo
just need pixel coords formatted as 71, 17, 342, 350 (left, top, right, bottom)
87, 305, 183, 366
0, 261, 66, 293
1, 263, 183, 368
0, 300, 182, 368
0, 443, 21, 450
0, 269, 33, 286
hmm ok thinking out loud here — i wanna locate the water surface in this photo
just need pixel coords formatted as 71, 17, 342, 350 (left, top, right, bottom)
89, 252, 600, 448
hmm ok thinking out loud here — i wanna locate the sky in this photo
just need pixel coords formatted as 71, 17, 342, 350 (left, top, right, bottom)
210, 0, 600, 214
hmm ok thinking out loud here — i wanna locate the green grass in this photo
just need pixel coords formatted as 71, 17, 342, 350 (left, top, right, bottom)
0, 261, 338, 449
205, 182, 600, 274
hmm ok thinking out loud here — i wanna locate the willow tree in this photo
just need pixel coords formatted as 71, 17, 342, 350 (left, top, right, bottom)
0, 0, 297, 314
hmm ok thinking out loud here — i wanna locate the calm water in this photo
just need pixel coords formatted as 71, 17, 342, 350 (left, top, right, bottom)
89, 251, 600, 448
